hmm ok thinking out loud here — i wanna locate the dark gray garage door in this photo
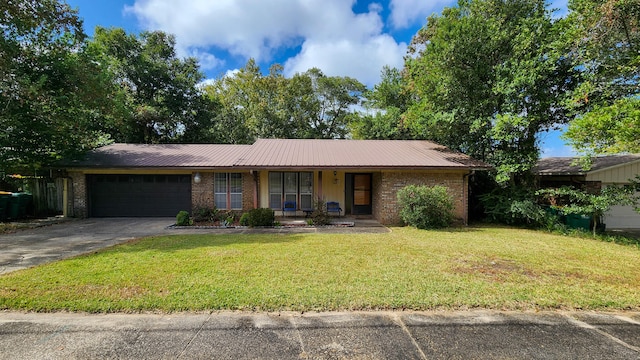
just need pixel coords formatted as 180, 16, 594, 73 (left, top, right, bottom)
88, 175, 192, 217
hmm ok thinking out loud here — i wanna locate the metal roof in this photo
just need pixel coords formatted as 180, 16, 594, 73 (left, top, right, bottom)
535, 154, 640, 175
237, 139, 489, 169
62, 140, 491, 170
63, 143, 252, 168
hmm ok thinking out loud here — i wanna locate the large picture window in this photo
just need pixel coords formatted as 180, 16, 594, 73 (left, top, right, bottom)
268, 172, 313, 209
214, 173, 243, 210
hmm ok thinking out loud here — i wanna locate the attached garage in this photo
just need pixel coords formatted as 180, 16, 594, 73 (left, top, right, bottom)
87, 174, 191, 217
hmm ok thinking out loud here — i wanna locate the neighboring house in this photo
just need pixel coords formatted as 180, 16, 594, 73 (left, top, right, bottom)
535, 155, 640, 229
59, 139, 490, 225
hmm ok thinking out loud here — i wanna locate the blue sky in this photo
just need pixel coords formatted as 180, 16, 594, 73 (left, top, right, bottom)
65, 0, 573, 157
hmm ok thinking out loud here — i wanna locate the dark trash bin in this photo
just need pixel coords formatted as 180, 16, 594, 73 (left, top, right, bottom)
8, 193, 33, 219
0, 193, 11, 221
8, 195, 20, 219
566, 214, 591, 231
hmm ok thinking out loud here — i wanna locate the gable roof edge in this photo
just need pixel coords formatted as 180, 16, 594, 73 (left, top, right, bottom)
586, 156, 640, 176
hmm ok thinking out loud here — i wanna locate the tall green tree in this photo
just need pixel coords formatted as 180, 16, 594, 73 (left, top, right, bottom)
404, 0, 576, 183
351, 66, 413, 140
89, 27, 214, 144
305, 68, 365, 139
1, 0, 116, 173
562, 0, 640, 155
203, 60, 365, 142
203, 60, 309, 142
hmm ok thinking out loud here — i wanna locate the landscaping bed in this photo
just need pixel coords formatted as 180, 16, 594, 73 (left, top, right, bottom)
167, 220, 355, 229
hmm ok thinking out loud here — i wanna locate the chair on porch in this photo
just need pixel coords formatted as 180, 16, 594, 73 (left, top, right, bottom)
326, 201, 342, 216
282, 201, 297, 217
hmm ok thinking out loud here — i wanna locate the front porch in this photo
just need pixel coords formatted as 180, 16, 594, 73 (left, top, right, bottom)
257, 169, 469, 225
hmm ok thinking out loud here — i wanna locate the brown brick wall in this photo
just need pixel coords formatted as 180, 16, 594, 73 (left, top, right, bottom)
372, 170, 469, 225
191, 172, 255, 213
69, 171, 87, 218
191, 172, 214, 211
242, 172, 256, 210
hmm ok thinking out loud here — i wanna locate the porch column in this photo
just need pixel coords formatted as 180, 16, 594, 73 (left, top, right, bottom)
318, 171, 323, 199
62, 178, 69, 217
253, 171, 258, 209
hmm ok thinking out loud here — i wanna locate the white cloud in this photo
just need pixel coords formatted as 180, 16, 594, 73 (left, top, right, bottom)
125, 0, 359, 60
188, 49, 224, 71
389, 0, 455, 29
126, 0, 407, 85
196, 78, 216, 90
284, 36, 406, 86
224, 69, 240, 78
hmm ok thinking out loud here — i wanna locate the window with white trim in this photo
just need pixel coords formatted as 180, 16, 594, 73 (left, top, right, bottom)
299, 172, 313, 210
268, 172, 313, 209
214, 173, 243, 210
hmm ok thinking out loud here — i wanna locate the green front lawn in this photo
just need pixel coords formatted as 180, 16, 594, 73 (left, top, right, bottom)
1, 226, 639, 313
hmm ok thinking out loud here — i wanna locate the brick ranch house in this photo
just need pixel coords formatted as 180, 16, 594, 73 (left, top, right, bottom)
59, 139, 490, 225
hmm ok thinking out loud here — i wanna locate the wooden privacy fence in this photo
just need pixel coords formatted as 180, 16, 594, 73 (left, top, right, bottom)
25, 177, 64, 217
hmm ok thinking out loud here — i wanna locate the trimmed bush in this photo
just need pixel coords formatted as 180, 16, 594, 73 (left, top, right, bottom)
219, 211, 236, 226
239, 213, 250, 226
192, 206, 218, 223
397, 185, 454, 229
247, 208, 275, 227
310, 197, 331, 226
176, 211, 191, 226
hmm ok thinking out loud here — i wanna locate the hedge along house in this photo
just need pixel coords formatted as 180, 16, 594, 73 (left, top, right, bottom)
535, 154, 640, 229
60, 139, 490, 225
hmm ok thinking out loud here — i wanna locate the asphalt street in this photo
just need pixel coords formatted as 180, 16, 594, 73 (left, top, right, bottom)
1, 310, 639, 359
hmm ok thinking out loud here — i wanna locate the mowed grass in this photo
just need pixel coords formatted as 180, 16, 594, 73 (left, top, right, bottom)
1, 226, 639, 313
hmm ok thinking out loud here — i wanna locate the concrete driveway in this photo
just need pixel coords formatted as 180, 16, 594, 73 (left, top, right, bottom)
0, 218, 176, 274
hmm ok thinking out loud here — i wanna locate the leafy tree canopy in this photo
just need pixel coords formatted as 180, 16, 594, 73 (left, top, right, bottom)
403, 0, 576, 183
1, 0, 116, 173
561, 0, 640, 155
202, 60, 365, 143
89, 27, 216, 144
351, 66, 414, 140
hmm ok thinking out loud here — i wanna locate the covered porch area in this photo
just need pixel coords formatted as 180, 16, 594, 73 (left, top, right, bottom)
255, 168, 470, 226
256, 170, 374, 218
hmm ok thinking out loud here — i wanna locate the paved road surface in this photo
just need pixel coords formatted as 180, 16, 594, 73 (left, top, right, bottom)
1, 310, 639, 359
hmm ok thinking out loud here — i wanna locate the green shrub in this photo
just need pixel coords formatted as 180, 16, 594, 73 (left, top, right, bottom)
247, 208, 275, 227
176, 211, 192, 226
219, 211, 236, 226
397, 185, 454, 229
192, 206, 218, 223
239, 213, 250, 226
310, 197, 331, 226
479, 186, 564, 229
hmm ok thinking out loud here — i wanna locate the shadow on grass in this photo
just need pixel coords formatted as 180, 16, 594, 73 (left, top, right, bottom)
96, 232, 314, 255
